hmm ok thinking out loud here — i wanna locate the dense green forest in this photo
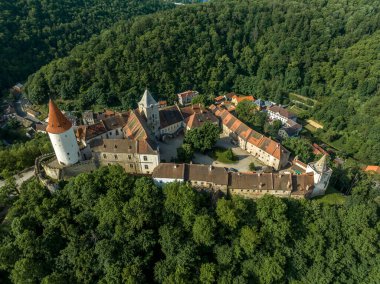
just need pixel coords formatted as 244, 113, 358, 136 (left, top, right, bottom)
0, 134, 52, 179
0, 166, 379, 283
24, 0, 380, 163
0, 0, 174, 91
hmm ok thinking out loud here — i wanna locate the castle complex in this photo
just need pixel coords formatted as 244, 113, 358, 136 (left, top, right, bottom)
39, 89, 332, 199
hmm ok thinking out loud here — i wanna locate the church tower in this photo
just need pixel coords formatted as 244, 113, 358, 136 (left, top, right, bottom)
138, 89, 160, 137
306, 154, 332, 197
46, 99, 80, 166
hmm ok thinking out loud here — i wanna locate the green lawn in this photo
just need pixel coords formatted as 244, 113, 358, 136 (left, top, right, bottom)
210, 147, 237, 164
313, 186, 346, 205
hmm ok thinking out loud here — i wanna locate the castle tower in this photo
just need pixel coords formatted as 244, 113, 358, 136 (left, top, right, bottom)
306, 154, 332, 197
46, 99, 80, 166
138, 89, 160, 137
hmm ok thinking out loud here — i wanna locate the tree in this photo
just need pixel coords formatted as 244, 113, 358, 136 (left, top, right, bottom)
235, 100, 267, 132
283, 137, 315, 163
177, 143, 194, 163
249, 162, 256, 171
184, 122, 220, 153
264, 120, 282, 138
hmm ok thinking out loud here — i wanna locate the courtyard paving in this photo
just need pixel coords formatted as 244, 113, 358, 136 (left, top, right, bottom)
159, 134, 266, 172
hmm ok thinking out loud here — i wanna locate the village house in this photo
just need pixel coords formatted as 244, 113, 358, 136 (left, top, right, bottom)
364, 166, 380, 175
210, 105, 290, 170
177, 90, 199, 105
152, 163, 315, 198
267, 105, 297, 124
231, 95, 255, 106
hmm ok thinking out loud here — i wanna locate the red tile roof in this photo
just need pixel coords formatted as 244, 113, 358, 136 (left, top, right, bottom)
46, 100, 72, 134
364, 166, 380, 174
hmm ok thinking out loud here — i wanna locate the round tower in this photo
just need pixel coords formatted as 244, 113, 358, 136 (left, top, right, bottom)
46, 99, 80, 166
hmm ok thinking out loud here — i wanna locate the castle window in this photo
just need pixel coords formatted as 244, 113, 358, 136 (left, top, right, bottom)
103, 154, 107, 158
116, 129, 119, 135
143, 156, 147, 161
115, 155, 118, 160
128, 155, 131, 160
130, 164, 133, 168
67, 152, 69, 156
144, 165, 149, 170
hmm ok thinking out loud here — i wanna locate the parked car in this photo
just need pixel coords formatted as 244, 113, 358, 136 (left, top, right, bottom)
227, 167, 238, 173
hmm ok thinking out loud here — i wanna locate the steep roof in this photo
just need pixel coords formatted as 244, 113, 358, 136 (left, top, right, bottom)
139, 89, 157, 107
46, 99, 72, 134
159, 106, 183, 128
123, 110, 149, 140
213, 106, 289, 160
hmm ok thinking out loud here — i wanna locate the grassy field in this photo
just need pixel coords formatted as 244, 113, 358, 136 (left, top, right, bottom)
210, 147, 237, 164
313, 186, 346, 205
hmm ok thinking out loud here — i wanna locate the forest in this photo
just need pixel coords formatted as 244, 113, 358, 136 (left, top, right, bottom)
23, 0, 380, 164
0, 0, 174, 91
0, 166, 379, 283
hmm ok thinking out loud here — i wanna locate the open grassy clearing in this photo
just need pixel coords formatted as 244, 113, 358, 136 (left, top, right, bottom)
209, 147, 237, 164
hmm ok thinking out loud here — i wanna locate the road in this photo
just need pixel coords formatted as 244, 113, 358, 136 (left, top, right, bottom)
0, 168, 35, 188
14, 96, 43, 124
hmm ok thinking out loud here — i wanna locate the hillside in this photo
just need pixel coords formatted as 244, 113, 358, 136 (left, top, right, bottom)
0, 0, 173, 91
24, 0, 380, 163
0, 166, 378, 283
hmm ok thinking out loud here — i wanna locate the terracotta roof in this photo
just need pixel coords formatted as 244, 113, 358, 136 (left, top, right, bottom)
185, 111, 218, 129
46, 100, 72, 134
123, 110, 149, 140
214, 96, 225, 102
152, 163, 185, 179
268, 105, 296, 119
213, 106, 289, 160
312, 143, 329, 156
76, 121, 107, 141
232, 95, 255, 103
159, 106, 183, 128
364, 166, 380, 174
90, 138, 157, 155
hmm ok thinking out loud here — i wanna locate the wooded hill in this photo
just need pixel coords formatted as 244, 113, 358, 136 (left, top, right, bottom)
0, 0, 174, 91
24, 0, 380, 163
0, 166, 378, 283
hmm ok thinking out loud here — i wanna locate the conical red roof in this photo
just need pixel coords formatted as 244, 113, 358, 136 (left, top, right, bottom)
46, 99, 72, 134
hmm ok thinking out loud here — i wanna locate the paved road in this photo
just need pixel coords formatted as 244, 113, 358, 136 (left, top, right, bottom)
0, 168, 35, 188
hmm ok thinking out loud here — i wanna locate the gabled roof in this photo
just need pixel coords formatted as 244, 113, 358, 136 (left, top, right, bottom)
139, 89, 157, 107
123, 110, 149, 140
152, 163, 185, 179
159, 106, 183, 128
213, 106, 289, 160
268, 105, 296, 119
46, 99, 72, 134
177, 90, 198, 99
364, 166, 380, 174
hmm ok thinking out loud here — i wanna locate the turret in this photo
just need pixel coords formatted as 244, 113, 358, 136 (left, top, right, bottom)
138, 89, 160, 137
306, 154, 332, 197
46, 99, 80, 166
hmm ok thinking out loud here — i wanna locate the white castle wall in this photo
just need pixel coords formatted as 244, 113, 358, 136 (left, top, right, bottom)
49, 128, 80, 165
